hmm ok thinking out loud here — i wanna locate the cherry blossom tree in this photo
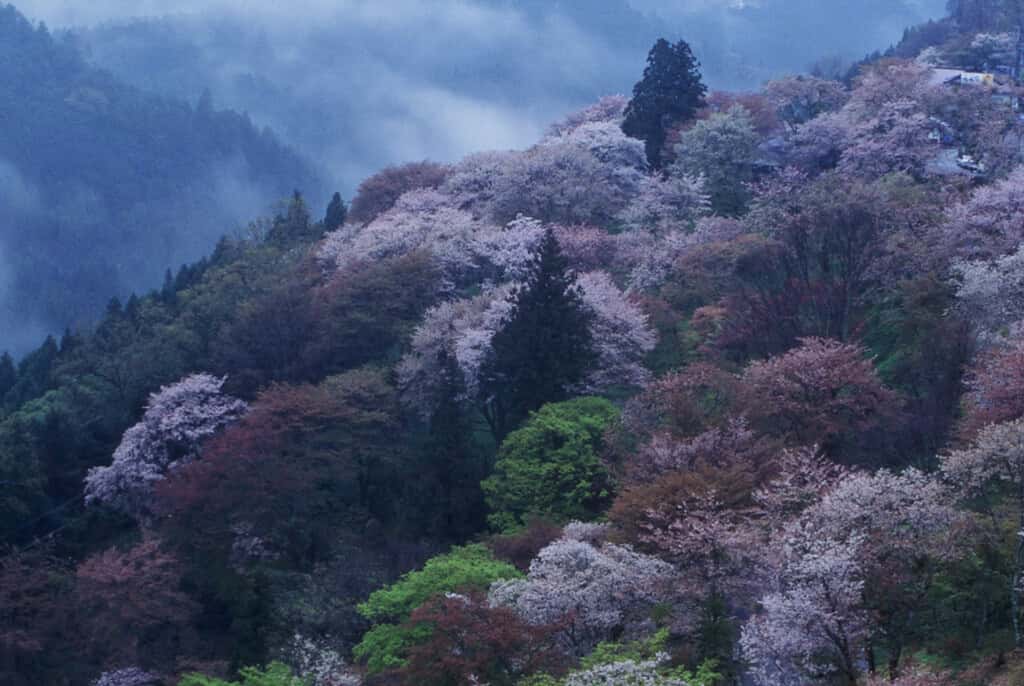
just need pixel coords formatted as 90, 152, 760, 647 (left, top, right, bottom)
547, 120, 648, 172
785, 112, 851, 173
284, 633, 361, 686
621, 216, 744, 291
952, 242, 1024, 344
743, 468, 961, 682
563, 654, 691, 686
838, 100, 933, 180
84, 373, 247, 519
397, 284, 514, 418
488, 533, 675, 656
843, 60, 931, 122
490, 138, 640, 227
740, 532, 868, 686
575, 271, 656, 391
441, 149, 521, 217
348, 160, 450, 224
960, 338, 1024, 437
75, 537, 199, 673
548, 95, 629, 137
317, 189, 491, 286
92, 668, 162, 686
551, 224, 620, 272
624, 417, 764, 484
942, 417, 1024, 644
398, 271, 653, 419
673, 106, 761, 215
616, 173, 710, 235
740, 337, 900, 461
764, 75, 848, 128
943, 166, 1024, 261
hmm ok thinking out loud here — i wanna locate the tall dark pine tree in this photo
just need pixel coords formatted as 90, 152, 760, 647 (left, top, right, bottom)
622, 38, 707, 169
0, 352, 15, 403
479, 229, 596, 441
324, 191, 347, 230
421, 348, 486, 540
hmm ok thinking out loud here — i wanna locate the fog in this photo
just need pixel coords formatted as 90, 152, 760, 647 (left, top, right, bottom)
18, 0, 947, 196
2, 0, 947, 356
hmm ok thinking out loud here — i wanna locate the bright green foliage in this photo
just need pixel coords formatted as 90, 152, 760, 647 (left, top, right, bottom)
482, 397, 619, 532
178, 662, 306, 686
357, 544, 521, 622
352, 621, 433, 674
579, 628, 673, 670
354, 544, 521, 673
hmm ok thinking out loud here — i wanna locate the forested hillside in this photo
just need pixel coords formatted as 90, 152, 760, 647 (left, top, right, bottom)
0, 4, 323, 354
8, 2, 1024, 686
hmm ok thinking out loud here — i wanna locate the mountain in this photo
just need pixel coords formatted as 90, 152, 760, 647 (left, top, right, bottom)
0, 4, 325, 355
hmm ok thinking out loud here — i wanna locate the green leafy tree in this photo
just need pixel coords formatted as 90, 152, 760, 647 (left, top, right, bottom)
358, 544, 521, 623
178, 662, 304, 686
324, 191, 347, 230
479, 229, 596, 441
268, 191, 315, 245
622, 38, 707, 169
673, 106, 760, 216
354, 544, 521, 673
482, 397, 619, 532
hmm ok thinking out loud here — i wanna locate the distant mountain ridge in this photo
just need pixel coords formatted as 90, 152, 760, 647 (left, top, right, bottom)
0, 3, 324, 355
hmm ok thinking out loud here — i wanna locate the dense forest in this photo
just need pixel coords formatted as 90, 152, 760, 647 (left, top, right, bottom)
9, 0, 1024, 685
0, 4, 323, 355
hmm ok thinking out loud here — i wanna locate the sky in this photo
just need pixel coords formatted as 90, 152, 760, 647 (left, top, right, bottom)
14, 0, 948, 198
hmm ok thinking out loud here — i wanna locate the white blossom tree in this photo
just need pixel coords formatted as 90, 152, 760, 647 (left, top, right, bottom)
548, 95, 629, 137
564, 655, 689, 686
488, 534, 675, 656
944, 166, 1024, 261
953, 241, 1024, 345
398, 271, 654, 418
742, 468, 961, 683
942, 417, 1024, 645
84, 373, 247, 519
92, 668, 161, 686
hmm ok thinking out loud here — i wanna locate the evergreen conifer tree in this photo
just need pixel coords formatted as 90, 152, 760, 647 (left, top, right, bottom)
324, 191, 347, 230
479, 228, 596, 441
622, 38, 707, 169
423, 349, 485, 540
0, 352, 15, 402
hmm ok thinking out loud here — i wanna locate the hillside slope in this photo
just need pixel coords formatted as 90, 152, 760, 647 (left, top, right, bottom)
0, 4, 324, 354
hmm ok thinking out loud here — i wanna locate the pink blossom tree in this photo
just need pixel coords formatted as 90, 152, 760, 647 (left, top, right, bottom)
743, 468, 961, 682
740, 337, 899, 459
943, 166, 1024, 261
764, 75, 848, 128
953, 242, 1024, 344
548, 95, 629, 137
398, 271, 654, 418
84, 373, 247, 519
942, 417, 1024, 644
